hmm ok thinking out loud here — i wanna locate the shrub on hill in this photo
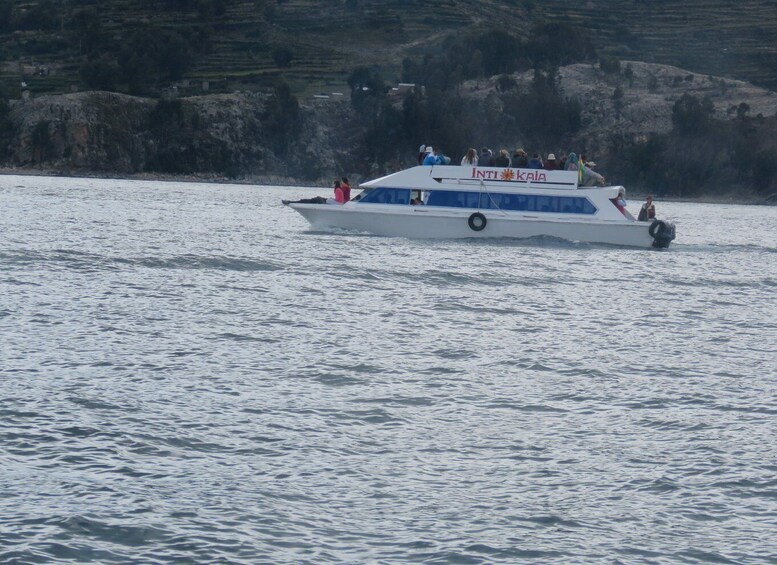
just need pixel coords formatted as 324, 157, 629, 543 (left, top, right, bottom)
262, 81, 301, 158
607, 94, 777, 197
671, 92, 715, 136
80, 55, 120, 91
401, 24, 597, 95
500, 68, 582, 147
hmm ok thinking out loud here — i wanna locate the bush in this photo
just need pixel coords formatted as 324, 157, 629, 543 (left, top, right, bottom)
348, 67, 387, 115
671, 93, 714, 136
80, 55, 119, 91
599, 55, 621, 75
31, 121, 53, 163
496, 74, 517, 92
262, 81, 301, 157
118, 28, 194, 93
753, 148, 777, 190
272, 47, 293, 68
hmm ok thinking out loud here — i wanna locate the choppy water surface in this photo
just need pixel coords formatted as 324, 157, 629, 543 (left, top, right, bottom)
1, 175, 776, 564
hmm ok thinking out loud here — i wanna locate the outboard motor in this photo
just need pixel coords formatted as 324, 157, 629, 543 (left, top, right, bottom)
649, 219, 676, 248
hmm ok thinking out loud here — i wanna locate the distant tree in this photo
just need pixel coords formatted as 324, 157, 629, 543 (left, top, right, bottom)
272, 47, 294, 68
528, 23, 596, 68
599, 55, 621, 75
149, 99, 185, 129
671, 93, 714, 135
262, 81, 300, 156
467, 50, 483, 86
31, 121, 53, 163
80, 55, 119, 91
0, 91, 13, 160
70, 8, 102, 55
612, 85, 624, 118
647, 74, 659, 92
400, 58, 420, 84
496, 74, 517, 92
348, 67, 387, 115
118, 28, 194, 93
502, 68, 581, 146
624, 63, 635, 87
473, 28, 522, 76
159, 31, 192, 80
752, 148, 777, 191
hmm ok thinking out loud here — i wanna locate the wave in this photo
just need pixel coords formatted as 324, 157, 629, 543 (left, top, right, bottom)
675, 242, 777, 254
0, 249, 282, 272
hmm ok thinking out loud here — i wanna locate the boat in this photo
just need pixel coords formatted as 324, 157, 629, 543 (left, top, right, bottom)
283, 165, 676, 248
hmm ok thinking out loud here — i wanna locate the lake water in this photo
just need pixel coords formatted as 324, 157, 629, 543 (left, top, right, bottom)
1, 175, 776, 564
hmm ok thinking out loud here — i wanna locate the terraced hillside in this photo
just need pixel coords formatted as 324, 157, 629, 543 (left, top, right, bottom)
1, 0, 777, 97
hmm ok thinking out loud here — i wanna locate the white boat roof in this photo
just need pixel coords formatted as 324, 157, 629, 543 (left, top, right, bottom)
362, 165, 583, 192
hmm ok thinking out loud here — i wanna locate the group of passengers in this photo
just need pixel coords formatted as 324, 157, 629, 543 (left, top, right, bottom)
419, 143, 659, 220
419, 144, 608, 187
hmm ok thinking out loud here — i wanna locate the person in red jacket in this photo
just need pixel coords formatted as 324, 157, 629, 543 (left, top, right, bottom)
340, 177, 351, 202
333, 180, 345, 203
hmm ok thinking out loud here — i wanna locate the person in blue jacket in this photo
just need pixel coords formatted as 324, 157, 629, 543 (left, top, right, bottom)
422, 146, 439, 165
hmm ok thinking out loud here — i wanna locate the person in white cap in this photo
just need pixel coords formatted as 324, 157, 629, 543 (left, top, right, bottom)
422, 146, 437, 166
545, 153, 558, 170
417, 144, 427, 165
581, 160, 606, 186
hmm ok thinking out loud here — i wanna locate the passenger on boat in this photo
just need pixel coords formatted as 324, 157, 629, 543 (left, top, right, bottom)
637, 195, 656, 221
480, 147, 493, 167
610, 187, 627, 215
282, 196, 328, 205
580, 161, 606, 187
461, 148, 479, 166
281, 181, 344, 206
557, 152, 568, 170
340, 177, 351, 202
566, 153, 579, 171
528, 153, 544, 169
417, 144, 427, 165
493, 149, 512, 167
513, 148, 529, 168
544, 153, 558, 170
333, 180, 346, 204
422, 146, 437, 166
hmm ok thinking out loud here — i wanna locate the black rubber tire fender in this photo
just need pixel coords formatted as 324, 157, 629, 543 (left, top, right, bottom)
649, 219, 666, 238
468, 212, 487, 231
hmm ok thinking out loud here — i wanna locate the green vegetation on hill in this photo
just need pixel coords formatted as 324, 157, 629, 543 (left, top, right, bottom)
2, 0, 777, 98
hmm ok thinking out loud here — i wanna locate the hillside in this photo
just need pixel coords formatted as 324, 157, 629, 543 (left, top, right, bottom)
2, 1, 777, 198
5, 59, 776, 199
2, 0, 777, 99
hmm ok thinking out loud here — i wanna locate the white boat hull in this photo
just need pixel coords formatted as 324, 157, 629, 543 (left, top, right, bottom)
284, 165, 674, 248
290, 204, 656, 248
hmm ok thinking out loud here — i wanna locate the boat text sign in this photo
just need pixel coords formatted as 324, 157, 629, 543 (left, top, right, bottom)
469, 167, 578, 187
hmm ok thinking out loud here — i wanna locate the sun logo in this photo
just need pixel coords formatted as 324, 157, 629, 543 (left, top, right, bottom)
500, 169, 515, 181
